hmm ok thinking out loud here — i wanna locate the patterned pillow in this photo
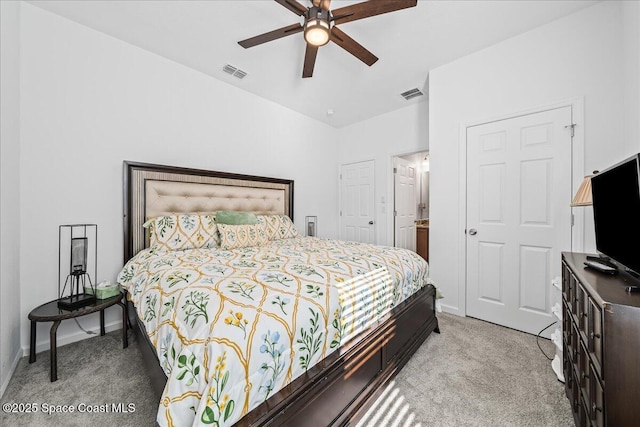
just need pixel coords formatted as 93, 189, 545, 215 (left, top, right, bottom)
144, 214, 220, 251
257, 214, 299, 240
218, 223, 269, 250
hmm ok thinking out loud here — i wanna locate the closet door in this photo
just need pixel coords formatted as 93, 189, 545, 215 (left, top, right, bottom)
340, 160, 375, 244
466, 106, 572, 335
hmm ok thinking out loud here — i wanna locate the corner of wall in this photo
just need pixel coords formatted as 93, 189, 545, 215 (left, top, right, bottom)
0, 348, 22, 399
0, 0, 22, 398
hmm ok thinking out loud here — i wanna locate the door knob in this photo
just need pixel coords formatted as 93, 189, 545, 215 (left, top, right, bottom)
368, 221, 374, 225
468, 228, 478, 235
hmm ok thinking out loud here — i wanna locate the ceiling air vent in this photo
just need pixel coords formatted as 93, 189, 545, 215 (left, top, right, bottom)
222, 64, 248, 79
400, 88, 423, 101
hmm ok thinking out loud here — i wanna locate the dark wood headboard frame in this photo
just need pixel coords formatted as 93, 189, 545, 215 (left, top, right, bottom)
122, 161, 294, 262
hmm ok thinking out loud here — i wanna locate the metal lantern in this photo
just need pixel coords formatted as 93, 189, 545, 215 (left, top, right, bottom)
58, 224, 97, 310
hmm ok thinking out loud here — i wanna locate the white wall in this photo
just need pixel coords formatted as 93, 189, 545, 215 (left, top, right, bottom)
337, 101, 428, 246
429, 1, 639, 315
18, 4, 339, 353
0, 0, 23, 397
622, 0, 640, 152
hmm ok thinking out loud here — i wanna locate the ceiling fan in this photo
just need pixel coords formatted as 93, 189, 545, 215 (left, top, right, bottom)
238, 0, 418, 78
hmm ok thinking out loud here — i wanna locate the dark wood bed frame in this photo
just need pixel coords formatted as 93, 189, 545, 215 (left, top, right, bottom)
122, 161, 439, 426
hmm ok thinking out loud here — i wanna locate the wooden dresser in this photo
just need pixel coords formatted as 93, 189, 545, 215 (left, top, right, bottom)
561, 252, 640, 426
416, 224, 429, 262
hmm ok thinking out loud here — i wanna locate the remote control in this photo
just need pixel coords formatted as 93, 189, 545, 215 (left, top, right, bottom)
584, 260, 618, 274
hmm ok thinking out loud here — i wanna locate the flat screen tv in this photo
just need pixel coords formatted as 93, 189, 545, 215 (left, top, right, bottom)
591, 153, 640, 277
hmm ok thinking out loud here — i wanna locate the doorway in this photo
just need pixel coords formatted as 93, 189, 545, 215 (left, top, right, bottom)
465, 106, 573, 335
392, 151, 429, 254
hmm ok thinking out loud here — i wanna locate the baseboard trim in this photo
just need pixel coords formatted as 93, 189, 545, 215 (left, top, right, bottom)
440, 304, 464, 317
21, 320, 124, 357
0, 345, 23, 399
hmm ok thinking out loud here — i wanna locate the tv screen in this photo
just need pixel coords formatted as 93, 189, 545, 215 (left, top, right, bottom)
591, 153, 640, 276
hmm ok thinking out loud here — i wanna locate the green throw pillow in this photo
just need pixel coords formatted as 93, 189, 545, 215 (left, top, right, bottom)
215, 210, 259, 225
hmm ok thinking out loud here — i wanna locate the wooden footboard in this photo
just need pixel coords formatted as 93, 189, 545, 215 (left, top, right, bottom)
127, 284, 438, 426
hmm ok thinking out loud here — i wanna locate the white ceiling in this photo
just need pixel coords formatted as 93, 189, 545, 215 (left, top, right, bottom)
28, 0, 599, 127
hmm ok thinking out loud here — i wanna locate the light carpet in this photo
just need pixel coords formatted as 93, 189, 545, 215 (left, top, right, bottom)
1, 313, 572, 426
357, 313, 572, 427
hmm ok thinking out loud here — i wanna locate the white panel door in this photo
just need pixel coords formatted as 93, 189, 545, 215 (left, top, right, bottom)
340, 160, 375, 243
394, 157, 417, 251
466, 107, 572, 335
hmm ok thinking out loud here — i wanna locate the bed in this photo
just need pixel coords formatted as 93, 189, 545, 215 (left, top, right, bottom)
119, 161, 439, 426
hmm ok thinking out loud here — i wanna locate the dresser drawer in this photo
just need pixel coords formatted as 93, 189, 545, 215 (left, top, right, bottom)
577, 341, 591, 406
570, 274, 579, 314
570, 369, 581, 419
578, 396, 590, 427
562, 263, 573, 303
589, 363, 604, 427
571, 321, 580, 362
563, 300, 572, 347
577, 285, 589, 337
564, 336, 573, 399
588, 299, 603, 376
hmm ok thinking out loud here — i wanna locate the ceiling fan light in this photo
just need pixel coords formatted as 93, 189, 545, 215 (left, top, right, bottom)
304, 19, 330, 46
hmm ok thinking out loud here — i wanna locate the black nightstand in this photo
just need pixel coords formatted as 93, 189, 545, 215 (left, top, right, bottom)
28, 292, 128, 381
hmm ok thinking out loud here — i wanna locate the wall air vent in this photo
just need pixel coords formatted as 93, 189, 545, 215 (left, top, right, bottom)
400, 88, 423, 101
222, 64, 248, 79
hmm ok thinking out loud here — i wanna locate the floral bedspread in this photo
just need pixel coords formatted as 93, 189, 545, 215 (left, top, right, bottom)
117, 237, 428, 427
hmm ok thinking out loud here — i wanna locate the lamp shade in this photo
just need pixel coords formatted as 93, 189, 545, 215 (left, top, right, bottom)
570, 175, 593, 207
304, 19, 330, 46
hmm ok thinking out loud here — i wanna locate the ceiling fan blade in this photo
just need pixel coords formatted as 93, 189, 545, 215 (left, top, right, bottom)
302, 44, 319, 78
238, 23, 303, 48
330, 27, 378, 66
332, 0, 417, 25
275, 0, 308, 16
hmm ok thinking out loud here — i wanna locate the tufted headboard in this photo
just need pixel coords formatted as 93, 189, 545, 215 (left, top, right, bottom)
123, 161, 294, 262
